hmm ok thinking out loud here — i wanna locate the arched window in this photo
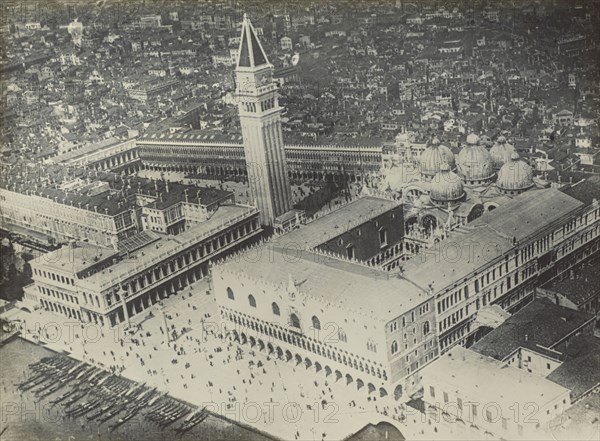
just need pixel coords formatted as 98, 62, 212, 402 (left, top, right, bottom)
227, 287, 234, 300
272, 302, 280, 316
391, 340, 398, 354
423, 321, 430, 335
367, 339, 377, 352
338, 328, 347, 342
312, 315, 321, 330
290, 313, 300, 329
248, 294, 256, 308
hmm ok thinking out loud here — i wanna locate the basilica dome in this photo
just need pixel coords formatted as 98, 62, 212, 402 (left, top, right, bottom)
430, 163, 465, 203
419, 138, 456, 179
457, 134, 495, 185
496, 152, 534, 194
489, 136, 516, 170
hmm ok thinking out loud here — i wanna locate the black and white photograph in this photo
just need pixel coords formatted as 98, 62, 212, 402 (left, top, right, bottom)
0, 1, 599, 440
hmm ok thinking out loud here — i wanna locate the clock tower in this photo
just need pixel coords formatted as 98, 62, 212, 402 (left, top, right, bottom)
236, 14, 292, 227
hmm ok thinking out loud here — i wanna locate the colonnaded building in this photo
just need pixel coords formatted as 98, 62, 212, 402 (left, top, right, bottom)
7, 164, 265, 326
136, 131, 383, 184
48, 124, 383, 185
23, 201, 262, 327
213, 176, 600, 399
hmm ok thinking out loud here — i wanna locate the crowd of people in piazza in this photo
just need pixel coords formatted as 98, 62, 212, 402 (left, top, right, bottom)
12, 278, 482, 441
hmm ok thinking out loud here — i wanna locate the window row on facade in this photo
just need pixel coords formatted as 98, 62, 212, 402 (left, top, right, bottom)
33, 268, 75, 286
388, 301, 431, 335
38, 284, 79, 305
226, 287, 351, 344
140, 146, 245, 158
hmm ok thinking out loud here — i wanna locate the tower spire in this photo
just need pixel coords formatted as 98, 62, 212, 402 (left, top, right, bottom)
237, 13, 269, 68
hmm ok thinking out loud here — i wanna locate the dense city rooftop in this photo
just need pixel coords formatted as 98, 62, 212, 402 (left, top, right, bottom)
0, 163, 233, 216
471, 299, 595, 361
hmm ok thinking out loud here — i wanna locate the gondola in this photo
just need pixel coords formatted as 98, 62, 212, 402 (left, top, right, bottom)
109, 408, 139, 430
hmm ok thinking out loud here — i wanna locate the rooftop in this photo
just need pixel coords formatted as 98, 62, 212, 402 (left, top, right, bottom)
81, 204, 259, 290
237, 14, 269, 68
475, 188, 583, 242
117, 230, 162, 254
421, 346, 570, 411
139, 131, 244, 145
471, 298, 595, 361
0, 163, 232, 216
544, 256, 600, 305
220, 239, 430, 322
131, 178, 232, 210
278, 196, 401, 250
560, 175, 600, 207
38, 242, 117, 275
399, 188, 584, 293
546, 335, 600, 400
543, 393, 600, 441
51, 137, 126, 163
346, 422, 406, 441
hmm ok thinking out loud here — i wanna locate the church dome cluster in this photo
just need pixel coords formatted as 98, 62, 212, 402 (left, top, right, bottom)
396, 133, 536, 207
429, 163, 465, 203
456, 134, 495, 186
489, 136, 516, 170
419, 138, 455, 179
390, 132, 539, 236
496, 152, 534, 194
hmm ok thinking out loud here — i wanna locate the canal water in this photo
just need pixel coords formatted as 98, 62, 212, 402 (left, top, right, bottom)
0, 338, 272, 441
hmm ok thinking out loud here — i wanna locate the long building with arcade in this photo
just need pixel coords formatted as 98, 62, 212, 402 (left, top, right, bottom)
136, 131, 383, 183
23, 202, 262, 327
212, 176, 600, 399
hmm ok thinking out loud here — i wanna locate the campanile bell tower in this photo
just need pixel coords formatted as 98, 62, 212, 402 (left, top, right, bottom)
235, 14, 292, 227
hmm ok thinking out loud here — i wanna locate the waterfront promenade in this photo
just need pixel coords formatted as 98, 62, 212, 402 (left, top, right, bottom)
5, 279, 480, 441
